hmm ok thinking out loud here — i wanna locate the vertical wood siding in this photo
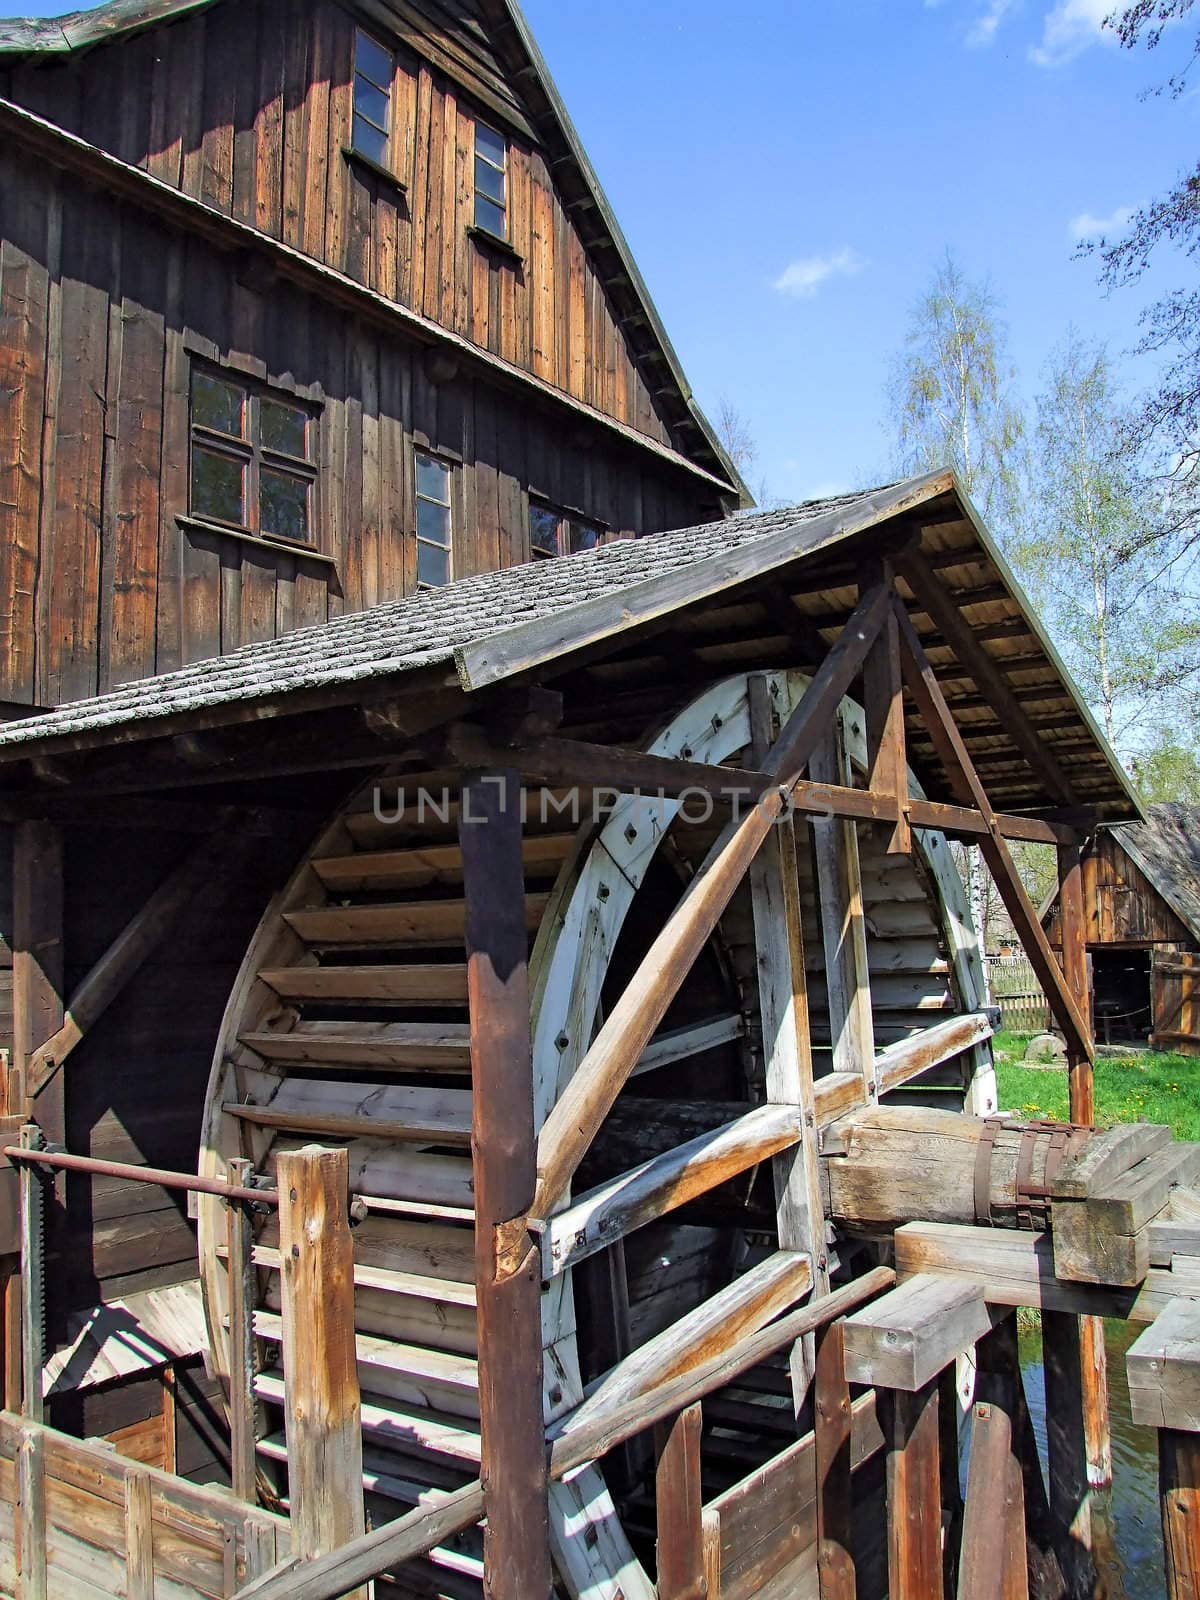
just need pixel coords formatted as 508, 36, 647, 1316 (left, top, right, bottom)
0, 0, 683, 453
0, 151, 714, 708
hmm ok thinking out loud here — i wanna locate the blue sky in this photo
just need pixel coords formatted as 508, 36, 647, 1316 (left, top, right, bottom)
517, 0, 1192, 504
15, 0, 1194, 505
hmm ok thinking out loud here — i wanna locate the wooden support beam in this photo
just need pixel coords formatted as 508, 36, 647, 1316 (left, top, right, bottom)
863, 565, 912, 854
548, 1267, 897, 1480
233, 1480, 488, 1600
459, 769, 552, 1600
26, 829, 234, 1096
532, 580, 891, 1216
1040, 1311, 1095, 1599
748, 672, 827, 1408
811, 724, 876, 1092
882, 1379, 943, 1600
893, 602, 1092, 1062
540, 1104, 804, 1277
655, 1403, 708, 1600
842, 1273, 993, 1392
976, 1315, 1069, 1600
958, 1394, 1028, 1600
1160, 1430, 1200, 1600
815, 1319, 856, 1600
1056, 842, 1094, 1124
226, 1157, 259, 1503
895, 1220, 1199, 1323
1126, 1298, 1200, 1432
896, 547, 1074, 806
276, 1145, 367, 1597
16, 1424, 45, 1600
568, 1250, 813, 1433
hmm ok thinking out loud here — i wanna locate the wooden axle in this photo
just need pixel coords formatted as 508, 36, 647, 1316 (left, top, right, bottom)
823, 1106, 1092, 1235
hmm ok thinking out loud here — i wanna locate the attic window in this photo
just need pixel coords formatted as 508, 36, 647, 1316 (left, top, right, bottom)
473, 120, 507, 238
190, 368, 318, 544
353, 29, 393, 167
529, 503, 601, 559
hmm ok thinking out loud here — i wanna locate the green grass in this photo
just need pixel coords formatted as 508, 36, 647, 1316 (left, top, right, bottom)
993, 1029, 1200, 1140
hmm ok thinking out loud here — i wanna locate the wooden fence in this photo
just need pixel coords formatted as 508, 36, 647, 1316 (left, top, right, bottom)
1151, 950, 1200, 1056
0, 1409, 288, 1599
987, 955, 1051, 1033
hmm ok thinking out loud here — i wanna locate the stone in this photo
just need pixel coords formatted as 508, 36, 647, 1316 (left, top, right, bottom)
1023, 1032, 1067, 1067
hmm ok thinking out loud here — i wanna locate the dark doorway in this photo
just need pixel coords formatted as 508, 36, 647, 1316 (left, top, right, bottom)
1091, 947, 1152, 1043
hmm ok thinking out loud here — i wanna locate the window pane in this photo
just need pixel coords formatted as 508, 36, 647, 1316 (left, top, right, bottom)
260, 398, 309, 459
417, 539, 449, 586
353, 77, 389, 132
193, 372, 244, 438
355, 30, 392, 89
570, 519, 600, 553
261, 469, 310, 541
474, 195, 506, 237
530, 505, 560, 557
416, 454, 450, 504
475, 122, 505, 168
417, 497, 450, 546
192, 447, 245, 524
352, 114, 388, 166
474, 155, 505, 204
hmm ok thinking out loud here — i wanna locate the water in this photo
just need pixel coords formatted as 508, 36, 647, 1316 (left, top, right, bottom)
1019, 1318, 1165, 1599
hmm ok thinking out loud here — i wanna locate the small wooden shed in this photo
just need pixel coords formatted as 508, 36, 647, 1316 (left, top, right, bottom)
1045, 803, 1200, 1050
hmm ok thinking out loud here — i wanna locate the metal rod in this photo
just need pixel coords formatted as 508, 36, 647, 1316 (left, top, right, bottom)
3, 1145, 277, 1208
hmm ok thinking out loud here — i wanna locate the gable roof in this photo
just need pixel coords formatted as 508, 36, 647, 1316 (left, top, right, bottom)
0, 468, 1145, 828
0, 0, 746, 500
1108, 804, 1200, 945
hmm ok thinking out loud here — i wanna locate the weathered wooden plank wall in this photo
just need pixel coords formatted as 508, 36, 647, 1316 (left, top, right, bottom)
0, 0, 681, 450
0, 146, 709, 708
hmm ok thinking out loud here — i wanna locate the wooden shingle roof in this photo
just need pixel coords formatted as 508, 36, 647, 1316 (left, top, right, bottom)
0, 469, 1145, 825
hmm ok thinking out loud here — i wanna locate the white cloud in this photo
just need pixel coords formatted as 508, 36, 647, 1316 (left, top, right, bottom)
1031, 0, 1114, 66
1070, 204, 1135, 240
773, 248, 863, 299
967, 0, 1017, 47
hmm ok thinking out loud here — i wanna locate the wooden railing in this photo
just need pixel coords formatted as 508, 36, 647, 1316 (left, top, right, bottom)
0, 1408, 288, 1599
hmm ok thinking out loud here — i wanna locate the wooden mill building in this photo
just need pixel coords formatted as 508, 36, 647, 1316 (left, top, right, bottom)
0, 4, 1199, 1600
1043, 803, 1200, 1050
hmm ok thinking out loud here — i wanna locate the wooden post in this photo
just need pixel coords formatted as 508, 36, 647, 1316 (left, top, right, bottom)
815, 1318, 855, 1600
748, 674, 828, 1408
958, 1396, 1028, 1600
862, 564, 912, 856
226, 1156, 259, 1502
882, 1380, 942, 1600
810, 725, 876, 1092
12, 819, 64, 1132
1040, 1311, 1095, 1600
976, 1315, 1068, 1600
655, 1403, 708, 1600
18, 1125, 44, 1423
125, 1466, 154, 1600
1057, 843, 1111, 1495
276, 1144, 367, 1597
16, 1425, 46, 1600
460, 769, 553, 1600
1160, 1430, 1200, 1600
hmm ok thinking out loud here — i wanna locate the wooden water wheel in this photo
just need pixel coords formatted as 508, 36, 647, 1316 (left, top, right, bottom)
196, 669, 989, 1599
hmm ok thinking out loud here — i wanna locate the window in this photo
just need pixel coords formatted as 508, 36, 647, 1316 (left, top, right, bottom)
352, 29, 393, 167
190, 368, 317, 544
473, 120, 507, 238
415, 452, 454, 586
529, 502, 601, 559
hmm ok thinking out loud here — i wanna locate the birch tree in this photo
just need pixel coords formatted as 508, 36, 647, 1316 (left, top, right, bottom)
890, 252, 1026, 543
1024, 332, 1200, 755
